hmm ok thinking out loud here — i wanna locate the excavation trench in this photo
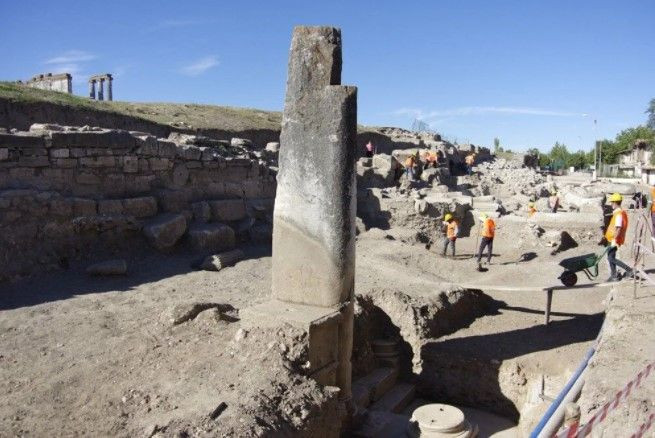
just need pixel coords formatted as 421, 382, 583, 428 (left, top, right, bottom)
351, 287, 605, 436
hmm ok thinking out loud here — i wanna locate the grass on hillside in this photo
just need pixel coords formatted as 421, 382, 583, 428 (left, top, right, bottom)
0, 82, 282, 131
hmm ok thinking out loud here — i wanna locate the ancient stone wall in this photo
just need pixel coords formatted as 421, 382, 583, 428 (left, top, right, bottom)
0, 124, 276, 281
24, 73, 73, 94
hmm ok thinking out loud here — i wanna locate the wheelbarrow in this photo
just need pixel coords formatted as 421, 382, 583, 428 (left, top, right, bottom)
558, 247, 610, 287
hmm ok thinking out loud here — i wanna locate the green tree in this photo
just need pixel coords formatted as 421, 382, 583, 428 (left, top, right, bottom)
646, 98, 655, 130
539, 154, 552, 167
567, 150, 589, 170
597, 139, 619, 164
549, 142, 570, 170
614, 125, 655, 152
493, 137, 500, 154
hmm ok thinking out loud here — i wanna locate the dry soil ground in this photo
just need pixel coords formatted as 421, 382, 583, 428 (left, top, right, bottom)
0, 215, 627, 436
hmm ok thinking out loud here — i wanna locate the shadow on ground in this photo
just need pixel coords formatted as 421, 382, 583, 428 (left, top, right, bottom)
0, 243, 271, 311
417, 312, 604, 421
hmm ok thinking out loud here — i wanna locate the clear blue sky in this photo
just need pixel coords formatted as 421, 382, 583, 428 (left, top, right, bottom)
1, 0, 654, 151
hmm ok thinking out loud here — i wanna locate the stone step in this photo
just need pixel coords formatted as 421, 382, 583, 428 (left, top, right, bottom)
370, 383, 416, 414
352, 410, 410, 438
352, 367, 399, 409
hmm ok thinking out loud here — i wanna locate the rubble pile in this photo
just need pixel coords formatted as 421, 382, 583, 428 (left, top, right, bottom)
473, 158, 549, 199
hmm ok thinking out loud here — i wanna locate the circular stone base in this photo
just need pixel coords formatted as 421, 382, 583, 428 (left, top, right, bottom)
407, 404, 477, 437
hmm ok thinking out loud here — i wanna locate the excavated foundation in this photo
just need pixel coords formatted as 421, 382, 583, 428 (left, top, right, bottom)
351, 287, 604, 436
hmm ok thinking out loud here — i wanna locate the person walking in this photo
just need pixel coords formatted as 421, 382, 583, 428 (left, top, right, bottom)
604, 193, 633, 282
441, 213, 459, 257
477, 213, 496, 266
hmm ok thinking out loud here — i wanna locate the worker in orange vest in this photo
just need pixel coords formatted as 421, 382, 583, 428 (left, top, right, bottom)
404, 152, 418, 181
604, 193, 632, 281
477, 213, 496, 265
528, 202, 536, 217
465, 153, 475, 175
442, 213, 459, 257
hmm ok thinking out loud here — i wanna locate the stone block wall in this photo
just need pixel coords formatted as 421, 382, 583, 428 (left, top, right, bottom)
0, 124, 276, 281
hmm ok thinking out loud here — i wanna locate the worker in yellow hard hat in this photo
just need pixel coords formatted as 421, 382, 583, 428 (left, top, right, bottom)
604, 193, 632, 281
442, 213, 459, 257
528, 202, 536, 217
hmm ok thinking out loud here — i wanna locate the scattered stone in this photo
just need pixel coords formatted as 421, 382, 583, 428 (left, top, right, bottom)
234, 328, 248, 342
187, 222, 235, 252
86, 259, 127, 276
265, 142, 280, 153
199, 249, 245, 271
191, 201, 211, 223
208, 402, 228, 420
230, 138, 252, 148
123, 197, 158, 218
143, 213, 187, 251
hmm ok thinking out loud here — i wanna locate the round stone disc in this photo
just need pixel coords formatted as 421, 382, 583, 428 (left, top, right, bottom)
410, 404, 467, 433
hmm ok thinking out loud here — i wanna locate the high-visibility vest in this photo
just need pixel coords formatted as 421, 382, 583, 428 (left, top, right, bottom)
446, 220, 459, 239
528, 207, 536, 217
605, 208, 628, 245
481, 218, 495, 238
651, 187, 655, 213
404, 157, 415, 168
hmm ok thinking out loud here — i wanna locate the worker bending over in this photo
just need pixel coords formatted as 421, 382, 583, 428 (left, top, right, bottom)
477, 213, 496, 266
404, 152, 419, 181
442, 213, 459, 257
604, 193, 633, 282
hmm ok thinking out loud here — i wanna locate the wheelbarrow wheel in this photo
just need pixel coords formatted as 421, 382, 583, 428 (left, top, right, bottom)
560, 271, 578, 287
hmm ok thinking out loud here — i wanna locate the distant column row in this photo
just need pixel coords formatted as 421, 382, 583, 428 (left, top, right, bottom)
89, 74, 113, 101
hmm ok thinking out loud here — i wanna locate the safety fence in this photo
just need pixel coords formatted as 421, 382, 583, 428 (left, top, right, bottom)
555, 361, 655, 437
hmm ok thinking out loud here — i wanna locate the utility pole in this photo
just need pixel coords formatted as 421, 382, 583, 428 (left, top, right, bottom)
593, 119, 598, 181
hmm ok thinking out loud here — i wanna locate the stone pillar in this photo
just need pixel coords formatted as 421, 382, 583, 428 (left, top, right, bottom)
89, 80, 96, 99
107, 77, 113, 101
272, 26, 357, 398
239, 27, 357, 431
98, 78, 104, 101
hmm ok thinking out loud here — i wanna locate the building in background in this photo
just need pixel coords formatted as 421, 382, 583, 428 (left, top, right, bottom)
22, 73, 72, 94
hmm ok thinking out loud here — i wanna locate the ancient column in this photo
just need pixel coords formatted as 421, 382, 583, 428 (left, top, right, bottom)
97, 78, 104, 101
106, 76, 113, 101
89, 80, 96, 99
272, 26, 357, 399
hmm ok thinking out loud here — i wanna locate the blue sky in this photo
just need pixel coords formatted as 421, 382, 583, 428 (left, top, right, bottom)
1, 0, 654, 151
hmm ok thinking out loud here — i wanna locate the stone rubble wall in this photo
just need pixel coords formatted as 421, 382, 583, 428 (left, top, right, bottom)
0, 124, 276, 281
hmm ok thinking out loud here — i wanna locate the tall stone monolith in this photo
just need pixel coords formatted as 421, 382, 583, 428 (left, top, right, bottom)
273, 26, 357, 400
273, 27, 357, 308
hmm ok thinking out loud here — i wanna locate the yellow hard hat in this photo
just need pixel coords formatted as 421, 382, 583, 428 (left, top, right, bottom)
528, 202, 534, 207
609, 193, 623, 203
479, 213, 488, 221
444, 213, 453, 221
